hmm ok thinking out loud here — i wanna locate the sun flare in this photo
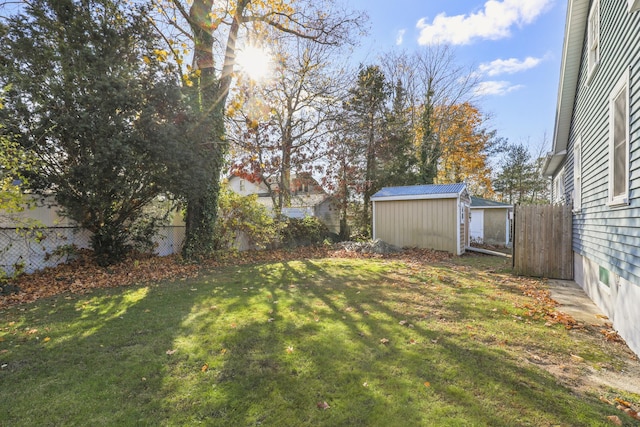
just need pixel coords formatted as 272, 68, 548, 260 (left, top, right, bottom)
235, 45, 273, 81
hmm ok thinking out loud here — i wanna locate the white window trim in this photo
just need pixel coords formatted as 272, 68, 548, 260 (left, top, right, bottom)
587, 0, 600, 82
608, 69, 630, 207
554, 166, 565, 204
573, 137, 582, 212
629, 0, 640, 13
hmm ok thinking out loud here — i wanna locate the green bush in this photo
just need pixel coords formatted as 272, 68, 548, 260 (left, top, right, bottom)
279, 216, 331, 248
214, 189, 276, 250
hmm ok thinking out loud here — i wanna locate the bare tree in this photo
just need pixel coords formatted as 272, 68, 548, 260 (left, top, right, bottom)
227, 35, 351, 213
380, 45, 478, 183
149, 0, 366, 258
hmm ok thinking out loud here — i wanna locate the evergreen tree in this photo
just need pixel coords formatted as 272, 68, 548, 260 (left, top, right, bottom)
419, 77, 439, 184
494, 143, 548, 204
0, 0, 197, 265
379, 79, 418, 187
343, 65, 389, 234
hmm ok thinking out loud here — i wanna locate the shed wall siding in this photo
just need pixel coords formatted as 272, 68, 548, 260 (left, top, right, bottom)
483, 209, 508, 246
374, 199, 457, 253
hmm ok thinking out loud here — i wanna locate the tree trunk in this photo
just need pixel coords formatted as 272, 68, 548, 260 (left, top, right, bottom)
182, 0, 245, 259
362, 109, 376, 235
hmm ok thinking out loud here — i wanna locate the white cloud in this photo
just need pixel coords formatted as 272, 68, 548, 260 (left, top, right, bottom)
417, 0, 554, 45
474, 80, 524, 96
396, 29, 406, 46
477, 56, 544, 76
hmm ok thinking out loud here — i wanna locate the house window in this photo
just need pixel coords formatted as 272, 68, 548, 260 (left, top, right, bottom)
608, 69, 630, 206
587, 0, 600, 78
599, 266, 610, 287
573, 138, 582, 211
239, 179, 245, 191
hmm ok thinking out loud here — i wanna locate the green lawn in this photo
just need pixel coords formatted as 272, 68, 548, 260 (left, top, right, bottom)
0, 254, 637, 426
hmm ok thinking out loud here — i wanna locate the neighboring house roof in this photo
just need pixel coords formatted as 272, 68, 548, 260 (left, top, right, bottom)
542, 0, 589, 177
371, 183, 467, 201
470, 197, 512, 209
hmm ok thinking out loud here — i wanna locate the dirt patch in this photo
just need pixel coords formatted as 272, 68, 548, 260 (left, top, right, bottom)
544, 279, 640, 396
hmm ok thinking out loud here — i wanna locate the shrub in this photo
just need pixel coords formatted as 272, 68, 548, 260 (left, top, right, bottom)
214, 189, 276, 251
279, 216, 330, 248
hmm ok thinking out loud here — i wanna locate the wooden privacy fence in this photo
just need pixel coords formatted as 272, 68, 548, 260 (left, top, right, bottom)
513, 204, 573, 279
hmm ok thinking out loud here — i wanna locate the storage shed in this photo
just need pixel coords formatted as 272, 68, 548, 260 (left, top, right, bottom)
371, 183, 470, 255
469, 197, 512, 247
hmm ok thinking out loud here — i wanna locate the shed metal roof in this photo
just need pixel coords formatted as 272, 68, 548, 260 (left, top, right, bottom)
470, 196, 512, 208
371, 183, 466, 200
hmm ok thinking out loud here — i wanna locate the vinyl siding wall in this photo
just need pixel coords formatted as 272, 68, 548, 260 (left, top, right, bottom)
561, 0, 640, 354
565, 0, 640, 283
373, 198, 458, 254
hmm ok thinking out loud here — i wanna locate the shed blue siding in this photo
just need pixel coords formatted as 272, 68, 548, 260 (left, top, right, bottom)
564, 0, 640, 283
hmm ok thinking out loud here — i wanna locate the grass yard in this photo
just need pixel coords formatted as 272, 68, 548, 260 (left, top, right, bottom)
1, 254, 638, 426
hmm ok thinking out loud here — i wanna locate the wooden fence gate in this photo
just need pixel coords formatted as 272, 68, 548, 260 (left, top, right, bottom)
513, 204, 573, 279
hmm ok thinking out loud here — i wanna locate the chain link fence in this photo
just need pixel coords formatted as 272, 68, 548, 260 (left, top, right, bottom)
0, 225, 185, 276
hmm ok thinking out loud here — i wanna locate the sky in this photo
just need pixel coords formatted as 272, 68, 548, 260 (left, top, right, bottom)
342, 0, 568, 154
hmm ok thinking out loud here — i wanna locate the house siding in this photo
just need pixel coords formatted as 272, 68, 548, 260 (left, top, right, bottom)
560, 0, 640, 354
567, 0, 640, 282
373, 198, 457, 253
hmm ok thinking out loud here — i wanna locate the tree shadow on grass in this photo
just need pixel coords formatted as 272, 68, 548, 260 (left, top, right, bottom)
0, 257, 629, 426
160, 259, 619, 426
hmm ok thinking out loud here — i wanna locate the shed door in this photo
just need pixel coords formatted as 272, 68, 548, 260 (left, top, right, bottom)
470, 209, 484, 243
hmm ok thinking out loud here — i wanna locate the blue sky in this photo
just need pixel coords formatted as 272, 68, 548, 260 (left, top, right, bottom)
343, 0, 568, 154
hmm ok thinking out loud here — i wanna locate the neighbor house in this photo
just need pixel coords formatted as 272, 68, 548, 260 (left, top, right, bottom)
542, 0, 640, 355
227, 173, 340, 234
371, 183, 470, 255
469, 197, 512, 247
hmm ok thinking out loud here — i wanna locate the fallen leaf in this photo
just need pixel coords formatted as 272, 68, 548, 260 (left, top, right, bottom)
43, 337, 50, 343
600, 396, 614, 405
614, 398, 632, 408
424, 381, 431, 387
595, 313, 609, 319
570, 354, 584, 363
362, 382, 368, 387
409, 338, 417, 345
286, 346, 294, 354
220, 348, 227, 355
267, 318, 275, 322
317, 401, 330, 410
606, 415, 622, 426
380, 338, 389, 345
201, 364, 208, 372
166, 349, 177, 355
399, 320, 407, 326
